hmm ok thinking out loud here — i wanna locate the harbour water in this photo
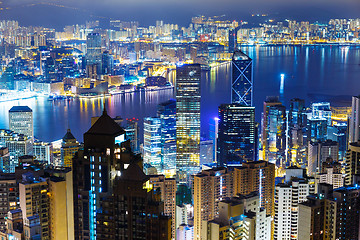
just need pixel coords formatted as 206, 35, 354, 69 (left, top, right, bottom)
0, 45, 359, 142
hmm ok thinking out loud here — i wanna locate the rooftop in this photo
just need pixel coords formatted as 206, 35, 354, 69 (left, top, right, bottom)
9, 106, 32, 112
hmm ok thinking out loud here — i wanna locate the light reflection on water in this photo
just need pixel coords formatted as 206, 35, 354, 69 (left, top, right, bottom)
0, 45, 359, 142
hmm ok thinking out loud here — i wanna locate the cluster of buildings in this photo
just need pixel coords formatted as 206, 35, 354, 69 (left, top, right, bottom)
0, 17, 359, 239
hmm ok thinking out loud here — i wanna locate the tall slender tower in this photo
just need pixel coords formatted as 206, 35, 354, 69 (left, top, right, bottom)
176, 64, 201, 184
231, 50, 253, 106
349, 96, 360, 143
9, 106, 33, 138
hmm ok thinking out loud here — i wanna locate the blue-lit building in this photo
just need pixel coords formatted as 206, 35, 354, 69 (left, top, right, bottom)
86, 33, 102, 75
262, 97, 286, 165
157, 99, 176, 174
217, 104, 256, 166
228, 28, 238, 53
176, 64, 201, 184
101, 51, 113, 75
231, 50, 253, 106
307, 117, 328, 142
143, 117, 162, 173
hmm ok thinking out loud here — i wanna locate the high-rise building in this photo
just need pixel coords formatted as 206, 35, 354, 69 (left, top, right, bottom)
228, 28, 237, 53
19, 173, 50, 240
200, 139, 213, 165
86, 33, 102, 76
307, 117, 328, 142
9, 106, 33, 138
73, 109, 170, 239
101, 51, 113, 75
307, 140, 339, 176
143, 117, 162, 173
299, 185, 360, 240
124, 118, 140, 153
157, 99, 176, 175
261, 97, 286, 165
33, 141, 53, 164
231, 50, 253, 106
233, 161, 275, 216
60, 129, 80, 168
149, 175, 177, 239
345, 141, 360, 185
193, 168, 233, 239
0, 174, 18, 232
311, 102, 332, 126
217, 104, 256, 166
209, 117, 219, 163
176, 64, 201, 184
349, 96, 360, 143
274, 168, 315, 240
201, 193, 271, 240
315, 157, 344, 190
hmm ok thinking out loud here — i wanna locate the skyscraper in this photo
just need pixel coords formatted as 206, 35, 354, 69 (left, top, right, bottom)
73, 109, 170, 239
231, 50, 253, 106
217, 104, 256, 166
60, 129, 80, 168
228, 28, 237, 53
157, 99, 176, 175
86, 33, 102, 76
233, 161, 275, 216
193, 168, 233, 239
349, 96, 360, 143
345, 141, 360, 185
176, 64, 201, 184
261, 97, 286, 165
9, 106, 33, 138
143, 117, 162, 173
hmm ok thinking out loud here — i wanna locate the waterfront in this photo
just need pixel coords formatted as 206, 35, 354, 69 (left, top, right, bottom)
0, 45, 359, 142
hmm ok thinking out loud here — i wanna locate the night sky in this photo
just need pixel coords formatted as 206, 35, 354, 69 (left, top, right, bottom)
0, 0, 359, 28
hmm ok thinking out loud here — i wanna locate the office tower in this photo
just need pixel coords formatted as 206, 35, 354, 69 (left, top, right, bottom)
228, 28, 237, 53
315, 157, 344, 190
73, 109, 170, 239
345, 141, 360, 185
311, 102, 332, 126
274, 168, 315, 240
209, 117, 219, 163
157, 100, 176, 175
233, 161, 275, 216
0, 174, 18, 232
307, 117, 328, 142
144, 117, 162, 173
307, 140, 339, 176
149, 175, 177, 239
33, 141, 52, 164
231, 50, 253, 106
287, 98, 307, 166
19, 173, 50, 240
86, 33, 102, 76
200, 139, 213, 165
193, 168, 233, 239
332, 122, 348, 160
101, 51, 113, 75
289, 98, 306, 127
261, 97, 286, 165
299, 185, 360, 240
217, 104, 256, 166
176, 64, 201, 184
60, 129, 80, 168
349, 96, 360, 143
9, 106, 33, 138
201, 193, 271, 240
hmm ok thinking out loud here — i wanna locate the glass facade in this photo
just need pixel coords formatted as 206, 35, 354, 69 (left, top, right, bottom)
217, 104, 256, 166
176, 64, 201, 184
231, 50, 253, 106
